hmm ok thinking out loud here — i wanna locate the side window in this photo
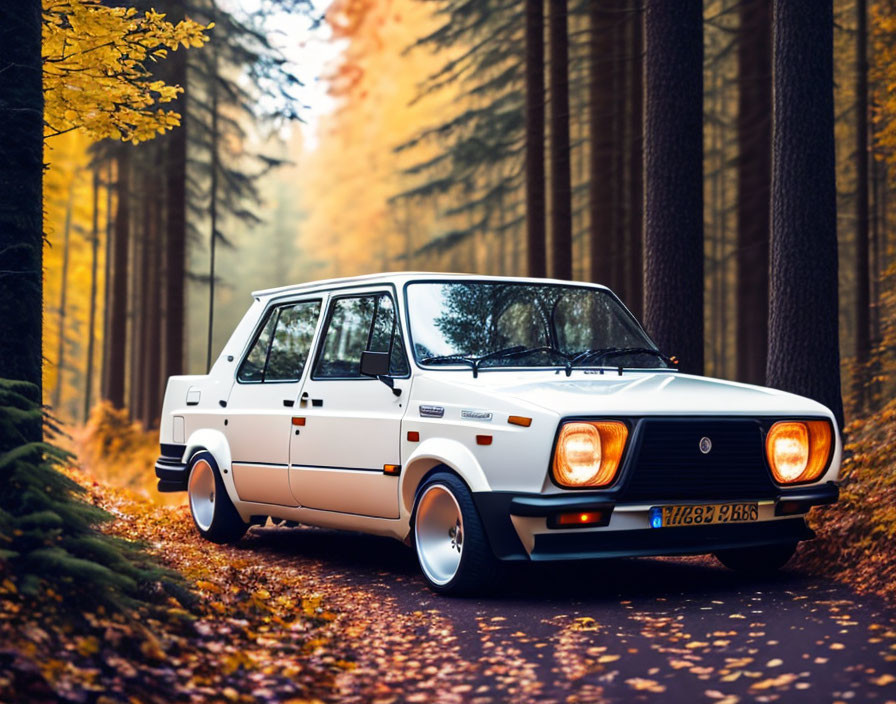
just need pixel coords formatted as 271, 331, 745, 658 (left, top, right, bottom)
237, 312, 277, 382
265, 301, 321, 382
314, 293, 409, 379
237, 300, 321, 383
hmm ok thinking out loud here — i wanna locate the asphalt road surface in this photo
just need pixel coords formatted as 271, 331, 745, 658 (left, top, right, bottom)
240, 525, 896, 703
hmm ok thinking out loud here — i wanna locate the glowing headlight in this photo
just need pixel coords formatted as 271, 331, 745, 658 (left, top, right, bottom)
765, 420, 833, 485
552, 421, 628, 488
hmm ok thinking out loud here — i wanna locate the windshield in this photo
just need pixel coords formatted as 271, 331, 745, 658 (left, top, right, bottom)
406, 281, 670, 371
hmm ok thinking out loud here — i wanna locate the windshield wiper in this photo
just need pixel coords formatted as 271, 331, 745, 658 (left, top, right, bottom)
571, 346, 673, 369
420, 354, 478, 372
423, 346, 574, 378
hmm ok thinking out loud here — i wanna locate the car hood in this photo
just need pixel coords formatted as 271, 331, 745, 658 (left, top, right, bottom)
427, 370, 835, 419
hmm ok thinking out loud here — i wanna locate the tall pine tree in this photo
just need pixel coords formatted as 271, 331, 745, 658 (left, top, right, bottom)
767, 0, 843, 426
0, 0, 44, 431
643, 0, 704, 374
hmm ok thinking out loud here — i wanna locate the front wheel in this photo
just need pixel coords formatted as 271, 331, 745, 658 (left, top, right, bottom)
714, 541, 797, 574
413, 472, 499, 596
187, 452, 247, 544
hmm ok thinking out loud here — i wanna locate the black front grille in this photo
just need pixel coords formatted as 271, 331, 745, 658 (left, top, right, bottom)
620, 419, 777, 502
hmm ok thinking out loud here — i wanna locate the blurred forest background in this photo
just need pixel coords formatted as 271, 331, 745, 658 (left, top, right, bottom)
6, 2, 896, 694
40, 0, 896, 445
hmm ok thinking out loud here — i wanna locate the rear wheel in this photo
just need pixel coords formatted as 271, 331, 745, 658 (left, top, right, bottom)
714, 541, 797, 574
413, 472, 500, 596
187, 452, 247, 544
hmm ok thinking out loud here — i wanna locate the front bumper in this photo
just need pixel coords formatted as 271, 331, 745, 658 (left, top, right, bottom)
155, 443, 188, 492
472, 482, 838, 562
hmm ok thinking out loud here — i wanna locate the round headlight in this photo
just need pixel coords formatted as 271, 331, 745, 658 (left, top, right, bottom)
766, 420, 833, 485
552, 421, 628, 488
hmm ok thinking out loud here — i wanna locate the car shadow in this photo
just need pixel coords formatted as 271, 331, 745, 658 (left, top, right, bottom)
237, 523, 823, 605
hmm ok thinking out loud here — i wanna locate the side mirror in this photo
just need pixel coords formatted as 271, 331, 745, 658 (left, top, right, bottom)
360, 350, 390, 377
360, 350, 402, 397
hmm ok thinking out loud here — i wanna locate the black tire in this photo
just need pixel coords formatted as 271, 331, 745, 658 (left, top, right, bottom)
714, 541, 797, 574
187, 451, 247, 544
412, 471, 501, 596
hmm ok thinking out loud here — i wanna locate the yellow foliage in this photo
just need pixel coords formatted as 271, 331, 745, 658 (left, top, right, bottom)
297, 0, 466, 278
42, 130, 108, 414
43, 0, 210, 143
73, 401, 181, 505
871, 2, 896, 164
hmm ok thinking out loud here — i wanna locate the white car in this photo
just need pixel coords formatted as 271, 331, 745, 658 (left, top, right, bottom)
156, 273, 841, 594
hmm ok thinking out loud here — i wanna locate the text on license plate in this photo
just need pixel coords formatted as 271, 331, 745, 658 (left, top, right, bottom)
651, 502, 759, 528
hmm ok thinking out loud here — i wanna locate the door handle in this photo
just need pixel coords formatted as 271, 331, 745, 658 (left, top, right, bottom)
283, 399, 295, 407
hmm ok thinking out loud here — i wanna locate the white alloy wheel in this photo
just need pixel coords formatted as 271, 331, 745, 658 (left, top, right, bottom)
415, 483, 465, 586
188, 458, 217, 532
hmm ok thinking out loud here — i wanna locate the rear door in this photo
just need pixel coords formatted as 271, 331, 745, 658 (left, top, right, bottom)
225, 296, 324, 506
288, 289, 410, 518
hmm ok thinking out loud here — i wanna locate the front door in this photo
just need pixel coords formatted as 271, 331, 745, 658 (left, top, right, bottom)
289, 290, 410, 518
225, 296, 324, 506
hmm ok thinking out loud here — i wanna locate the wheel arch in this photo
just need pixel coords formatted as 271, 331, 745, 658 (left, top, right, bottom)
400, 438, 491, 520
182, 428, 240, 506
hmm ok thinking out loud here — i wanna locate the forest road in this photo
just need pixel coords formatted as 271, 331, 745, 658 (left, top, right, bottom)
234, 525, 896, 703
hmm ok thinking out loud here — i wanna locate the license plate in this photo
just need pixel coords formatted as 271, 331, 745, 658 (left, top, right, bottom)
650, 502, 759, 528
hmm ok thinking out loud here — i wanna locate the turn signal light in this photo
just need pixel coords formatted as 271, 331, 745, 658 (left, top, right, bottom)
552, 421, 628, 488
766, 420, 833, 485
554, 513, 604, 528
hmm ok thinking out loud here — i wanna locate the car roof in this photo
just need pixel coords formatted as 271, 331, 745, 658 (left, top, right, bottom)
252, 272, 611, 300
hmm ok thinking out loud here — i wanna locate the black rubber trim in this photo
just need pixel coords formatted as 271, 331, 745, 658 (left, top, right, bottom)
155, 449, 188, 492
775, 482, 839, 516
160, 442, 186, 459
471, 492, 530, 561
157, 479, 187, 493
530, 518, 813, 561
509, 494, 616, 517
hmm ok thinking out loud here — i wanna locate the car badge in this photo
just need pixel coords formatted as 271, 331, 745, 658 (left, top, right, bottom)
461, 409, 493, 422
699, 436, 712, 454
419, 405, 445, 418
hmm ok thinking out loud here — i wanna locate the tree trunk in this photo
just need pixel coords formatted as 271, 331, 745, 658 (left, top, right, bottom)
626, 3, 644, 319
129, 185, 144, 416
51, 183, 75, 412
643, 0, 704, 375
0, 0, 43, 423
767, 0, 843, 427
589, 3, 615, 288
525, 0, 546, 278
136, 167, 154, 426
83, 169, 101, 422
611, 14, 627, 297
548, 0, 572, 280
165, 43, 188, 382
853, 0, 870, 411
736, 0, 772, 386
207, 20, 220, 372
107, 149, 130, 410
101, 159, 114, 401
145, 171, 163, 428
